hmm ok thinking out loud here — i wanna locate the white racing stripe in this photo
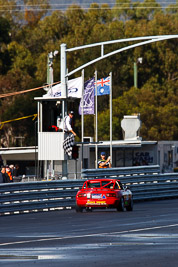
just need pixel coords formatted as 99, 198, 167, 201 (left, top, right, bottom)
1, 223, 178, 247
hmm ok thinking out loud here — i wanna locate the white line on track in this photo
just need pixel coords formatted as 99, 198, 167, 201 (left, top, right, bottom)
1, 223, 178, 247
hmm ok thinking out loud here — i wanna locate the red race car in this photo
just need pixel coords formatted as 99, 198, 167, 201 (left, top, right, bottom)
76, 178, 133, 212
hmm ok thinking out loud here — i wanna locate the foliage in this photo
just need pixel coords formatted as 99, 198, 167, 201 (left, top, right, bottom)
0, 0, 177, 146
0, 16, 11, 74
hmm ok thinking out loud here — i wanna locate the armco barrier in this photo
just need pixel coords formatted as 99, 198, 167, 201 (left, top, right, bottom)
1, 165, 178, 216
81, 165, 161, 178
0, 180, 82, 216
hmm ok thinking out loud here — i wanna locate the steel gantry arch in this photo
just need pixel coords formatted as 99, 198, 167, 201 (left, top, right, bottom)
60, 35, 178, 98
60, 35, 178, 177
65, 35, 178, 78
60, 35, 178, 97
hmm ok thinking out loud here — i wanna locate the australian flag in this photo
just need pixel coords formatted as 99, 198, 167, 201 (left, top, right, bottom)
95, 76, 110, 96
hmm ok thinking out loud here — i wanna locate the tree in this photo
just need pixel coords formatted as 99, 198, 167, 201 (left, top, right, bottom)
166, 0, 178, 15
8, 41, 34, 75
0, 16, 11, 74
135, 0, 161, 21
113, 0, 135, 21
0, 0, 19, 22
0, 0, 178, 146
0, 92, 38, 146
24, 0, 49, 26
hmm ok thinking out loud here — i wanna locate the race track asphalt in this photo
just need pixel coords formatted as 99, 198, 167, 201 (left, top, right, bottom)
0, 199, 178, 267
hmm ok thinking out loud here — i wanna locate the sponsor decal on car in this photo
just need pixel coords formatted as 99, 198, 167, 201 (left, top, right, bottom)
86, 201, 95, 205
86, 200, 106, 205
92, 194, 102, 199
96, 201, 106, 205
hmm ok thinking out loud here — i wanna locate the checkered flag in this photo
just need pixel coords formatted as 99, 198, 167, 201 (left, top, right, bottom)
63, 134, 75, 158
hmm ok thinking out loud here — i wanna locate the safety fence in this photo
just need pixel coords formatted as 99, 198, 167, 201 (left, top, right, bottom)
1, 165, 178, 216
81, 165, 161, 179
13, 165, 161, 183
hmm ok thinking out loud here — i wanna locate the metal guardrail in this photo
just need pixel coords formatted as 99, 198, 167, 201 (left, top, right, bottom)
14, 166, 161, 183
1, 165, 178, 216
81, 165, 161, 178
13, 172, 79, 182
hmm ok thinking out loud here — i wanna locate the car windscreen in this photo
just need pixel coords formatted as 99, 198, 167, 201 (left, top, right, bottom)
101, 180, 115, 189
87, 182, 101, 188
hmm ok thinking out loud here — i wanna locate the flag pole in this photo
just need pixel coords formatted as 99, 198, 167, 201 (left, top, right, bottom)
81, 69, 84, 170
81, 69, 84, 143
110, 72, 112, 166
95, 70, 98, 168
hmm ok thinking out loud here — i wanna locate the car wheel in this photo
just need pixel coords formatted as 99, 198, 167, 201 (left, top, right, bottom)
117, 197, 125, 212
75, 205, 83, 213
126, 198, 133, 211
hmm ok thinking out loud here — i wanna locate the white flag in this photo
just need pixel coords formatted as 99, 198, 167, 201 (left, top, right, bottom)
44, 77, 82, 98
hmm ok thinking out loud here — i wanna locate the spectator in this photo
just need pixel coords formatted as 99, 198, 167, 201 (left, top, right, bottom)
98, 152, 111, 168
0, 166, 6, 183
9, 164, 14, 176
6, 165, 13, 182
0, 166, 9, 183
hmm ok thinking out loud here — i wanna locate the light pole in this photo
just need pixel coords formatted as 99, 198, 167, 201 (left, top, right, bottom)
47, 51, 58, 180
134, 57, 142, 88
35, 120, 37, 179
60, 43, 68, 178
47, 50, 59, 89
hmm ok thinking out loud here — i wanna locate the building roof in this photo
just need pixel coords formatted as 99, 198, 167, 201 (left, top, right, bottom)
77, 140, 157, 148
0, 140, 157, 155
0, 146, 37, 155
